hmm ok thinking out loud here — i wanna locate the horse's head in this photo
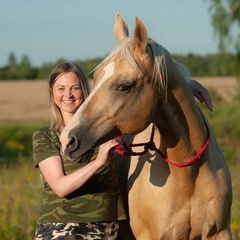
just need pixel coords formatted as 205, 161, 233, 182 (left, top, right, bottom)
60, 14, 182, 162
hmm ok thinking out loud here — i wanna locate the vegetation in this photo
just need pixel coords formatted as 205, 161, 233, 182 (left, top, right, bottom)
0, 122, 43, 239
205, 0, 240, 77
0, 161, 41, 240
0, 51, 239, 81
0, 122, 46, 165
206, 0, 240, 54
0, 52, 105, 80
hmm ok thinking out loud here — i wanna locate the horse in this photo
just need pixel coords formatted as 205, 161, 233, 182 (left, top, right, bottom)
60, 13, 232, 239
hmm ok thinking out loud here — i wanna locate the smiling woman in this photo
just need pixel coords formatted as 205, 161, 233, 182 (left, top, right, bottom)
51, 72, 84, 128
32, 62, 126, 240
48, 63, 90, 132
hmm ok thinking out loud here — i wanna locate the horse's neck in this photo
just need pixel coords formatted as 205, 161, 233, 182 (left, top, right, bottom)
155, 84, 207, 163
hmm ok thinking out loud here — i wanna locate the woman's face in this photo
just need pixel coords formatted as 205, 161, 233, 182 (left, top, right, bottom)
52, 72, 84, 116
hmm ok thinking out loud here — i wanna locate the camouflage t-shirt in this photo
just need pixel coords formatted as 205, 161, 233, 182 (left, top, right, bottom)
32, 126, 126, 223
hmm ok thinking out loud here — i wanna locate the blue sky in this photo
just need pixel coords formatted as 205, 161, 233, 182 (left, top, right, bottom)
1, 0, 217, 67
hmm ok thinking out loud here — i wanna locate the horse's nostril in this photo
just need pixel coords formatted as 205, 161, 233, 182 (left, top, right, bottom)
67, 135, 80, 153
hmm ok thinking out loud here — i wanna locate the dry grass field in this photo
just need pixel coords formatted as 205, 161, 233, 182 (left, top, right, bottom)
0, 80, 49, 121
0, 77, 238, 121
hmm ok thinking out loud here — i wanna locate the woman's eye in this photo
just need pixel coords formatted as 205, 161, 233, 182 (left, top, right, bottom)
71, 85, 81, 90
72, 87, 80, 90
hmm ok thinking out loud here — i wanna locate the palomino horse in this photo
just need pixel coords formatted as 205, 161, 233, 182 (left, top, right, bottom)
60, 14, 232, 239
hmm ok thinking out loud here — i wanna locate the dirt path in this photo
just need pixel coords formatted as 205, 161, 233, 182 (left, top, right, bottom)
0, 77, 238, 121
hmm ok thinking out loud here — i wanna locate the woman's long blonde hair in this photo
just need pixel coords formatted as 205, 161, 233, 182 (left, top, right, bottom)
48, 62, 90, 132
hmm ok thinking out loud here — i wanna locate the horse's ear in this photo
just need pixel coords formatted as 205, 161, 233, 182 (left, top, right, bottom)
134, 17, 148, 54
114, 13, 129, 42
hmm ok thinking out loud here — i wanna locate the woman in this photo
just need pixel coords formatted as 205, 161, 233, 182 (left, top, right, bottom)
32, 62, 126, 240
32, 62, 212, 240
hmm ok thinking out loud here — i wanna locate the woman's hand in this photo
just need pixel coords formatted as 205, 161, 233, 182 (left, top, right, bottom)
189, 79, 213, 112
95, 139, 119, 166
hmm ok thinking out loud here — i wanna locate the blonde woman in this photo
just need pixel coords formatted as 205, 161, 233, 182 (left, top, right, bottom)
32, 62, 126, 240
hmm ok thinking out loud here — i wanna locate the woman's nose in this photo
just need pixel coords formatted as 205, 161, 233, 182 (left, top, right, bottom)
65, 89, 73, 97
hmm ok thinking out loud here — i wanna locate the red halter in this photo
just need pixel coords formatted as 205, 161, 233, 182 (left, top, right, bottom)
115, 113, 210, 167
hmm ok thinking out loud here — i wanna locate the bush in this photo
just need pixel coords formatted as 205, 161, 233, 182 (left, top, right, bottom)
0, 122, 46, 164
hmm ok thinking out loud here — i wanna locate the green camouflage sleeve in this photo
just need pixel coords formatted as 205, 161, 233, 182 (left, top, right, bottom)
32, 127, 60, 167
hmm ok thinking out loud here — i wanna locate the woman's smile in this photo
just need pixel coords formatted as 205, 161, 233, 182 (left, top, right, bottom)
52, 72, 84, 117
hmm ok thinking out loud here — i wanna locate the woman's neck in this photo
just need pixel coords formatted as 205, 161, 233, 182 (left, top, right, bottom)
62, 112, 74, 128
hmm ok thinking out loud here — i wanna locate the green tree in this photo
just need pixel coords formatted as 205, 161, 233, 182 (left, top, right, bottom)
37, 62, 56, 79
8, 52, 17, 67
76, 58, 103, 78
7, 52, 18, 79
18, 55, 32, 79
207, 0, 240, 53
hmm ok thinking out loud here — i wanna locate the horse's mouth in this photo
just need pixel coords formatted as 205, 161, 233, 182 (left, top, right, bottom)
65, 149, 94, 163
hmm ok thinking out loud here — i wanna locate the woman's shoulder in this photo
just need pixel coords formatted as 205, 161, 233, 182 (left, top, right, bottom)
33, 125, 54, 137
32, 125, 61, 165
33, 125, 59, 143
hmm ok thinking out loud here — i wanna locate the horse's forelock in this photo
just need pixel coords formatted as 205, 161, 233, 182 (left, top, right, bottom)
95, 37, 168, 96
96, 37, 141, 74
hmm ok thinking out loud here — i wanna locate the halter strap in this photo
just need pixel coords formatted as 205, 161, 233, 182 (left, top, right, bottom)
115, 112, 210, 167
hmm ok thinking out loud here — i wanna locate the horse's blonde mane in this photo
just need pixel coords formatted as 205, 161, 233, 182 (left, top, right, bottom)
95, 37, 169, 93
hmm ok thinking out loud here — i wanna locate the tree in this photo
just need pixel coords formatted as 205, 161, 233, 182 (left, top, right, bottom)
8, 52, 17, 67
18, 55, 31, 79
207, 0, 240, 53
7, 52, 18, 79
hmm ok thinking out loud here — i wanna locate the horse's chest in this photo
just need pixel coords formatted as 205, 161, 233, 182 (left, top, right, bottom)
128, 160, 227, 239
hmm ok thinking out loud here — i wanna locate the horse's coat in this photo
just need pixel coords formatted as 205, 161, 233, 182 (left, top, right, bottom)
60, 14, 232, 240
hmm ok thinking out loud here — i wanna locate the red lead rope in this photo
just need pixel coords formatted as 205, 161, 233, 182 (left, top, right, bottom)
115, 113, 210, 167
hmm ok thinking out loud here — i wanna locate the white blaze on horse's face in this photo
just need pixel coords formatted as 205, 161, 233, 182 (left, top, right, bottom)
97, 61, 115, 87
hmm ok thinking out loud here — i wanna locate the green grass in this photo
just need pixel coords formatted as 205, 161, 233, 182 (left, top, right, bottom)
230, 160, 240, 240
0, 160, 41, 240
0, 121, 45, 239
0, 121, 47, 164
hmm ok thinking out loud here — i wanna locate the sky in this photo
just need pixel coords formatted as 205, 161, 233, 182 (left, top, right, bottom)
1, 0, 218, 67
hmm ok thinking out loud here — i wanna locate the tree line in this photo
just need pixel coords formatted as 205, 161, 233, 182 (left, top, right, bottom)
0, 52, 239, 81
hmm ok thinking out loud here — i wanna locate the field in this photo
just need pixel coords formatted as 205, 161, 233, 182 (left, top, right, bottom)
0, 78, 240, 239
0, 80, 49, 121
0, 77, 238, 121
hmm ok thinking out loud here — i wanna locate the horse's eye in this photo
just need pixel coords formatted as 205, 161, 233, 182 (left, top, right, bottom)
118, 85, 131, 91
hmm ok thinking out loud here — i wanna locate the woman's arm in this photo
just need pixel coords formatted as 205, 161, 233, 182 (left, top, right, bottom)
39, 139, 118, 198
189, 79, 213, 112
